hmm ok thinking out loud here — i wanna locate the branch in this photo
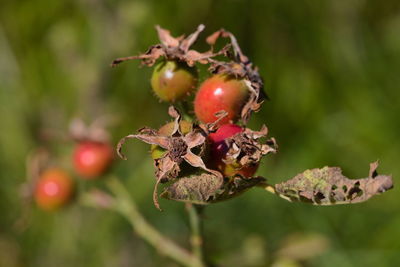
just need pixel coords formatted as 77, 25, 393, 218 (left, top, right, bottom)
81, 177, 205, 267
186, 204, 205, 262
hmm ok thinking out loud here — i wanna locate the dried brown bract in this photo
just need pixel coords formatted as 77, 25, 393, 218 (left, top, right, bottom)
117, 106, 222, 210
206, 29, 266, 124
223, 125, 277, 169
69, 117, 114, 143
111, 25, 229, 67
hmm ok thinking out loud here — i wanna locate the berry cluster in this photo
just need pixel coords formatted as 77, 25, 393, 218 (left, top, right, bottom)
114, 25, 277, 210
26, 25, 393, 220
30, 120, 114, 211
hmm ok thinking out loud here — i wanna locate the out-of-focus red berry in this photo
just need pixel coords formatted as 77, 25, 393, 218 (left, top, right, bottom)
194, 74, 249, 125
35, 168, 74, 211
208, 124, 258, 177
151, 60, 198, 102
73, 141, 114, 179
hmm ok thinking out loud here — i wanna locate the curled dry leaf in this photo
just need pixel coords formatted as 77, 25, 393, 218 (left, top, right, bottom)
161, 173, 265, 205
117, 106, 222, 210
271, 161, 393, 205
111, 24, 229, 67
206, 29, 266, 124
223, 125, 277, 169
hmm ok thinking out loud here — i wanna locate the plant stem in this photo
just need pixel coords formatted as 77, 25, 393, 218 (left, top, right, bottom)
83, 177, 205, 267
257, 182, 292, 202
176, 101, 193, 122
186, 203, 205, 262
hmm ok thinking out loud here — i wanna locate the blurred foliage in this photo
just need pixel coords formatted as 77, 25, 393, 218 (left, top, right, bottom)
0, 0, 399, 266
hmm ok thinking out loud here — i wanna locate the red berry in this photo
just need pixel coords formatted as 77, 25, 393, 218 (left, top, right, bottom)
209, 123, 243, 143
35, 168, 74, 211
73, 141, 114, 179
209, 124, 243, 163
208, 124, 258, 177
194, 74, 249, 125
151, 60, 198, 102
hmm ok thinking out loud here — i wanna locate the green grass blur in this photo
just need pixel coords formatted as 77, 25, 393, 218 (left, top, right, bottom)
1, 0, 399, 266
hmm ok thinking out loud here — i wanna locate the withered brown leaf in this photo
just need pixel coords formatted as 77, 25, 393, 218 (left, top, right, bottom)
223, 125, 277, 171
161, 173, 265, 205
269, 161, 393, 205
111, 25, 229, 68
117, 106, 222, 210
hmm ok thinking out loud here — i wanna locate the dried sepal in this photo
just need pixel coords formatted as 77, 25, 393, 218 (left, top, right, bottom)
198, 110, 229, 134
116, 106, 222, 210
69, 117, 113, 143
160, 173, 265, 205
271, 161, 393, 205
223, 125, 277, 170
111, 25, 229, 68
207, 29, 266, 124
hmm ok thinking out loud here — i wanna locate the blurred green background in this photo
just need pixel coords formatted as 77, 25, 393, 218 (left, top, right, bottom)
1, 0, 399, 266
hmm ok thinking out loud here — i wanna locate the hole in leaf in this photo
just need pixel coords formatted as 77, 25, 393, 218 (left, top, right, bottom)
348, 183, 362, 200
342, 185, 348, 193
316, 192, 325, 200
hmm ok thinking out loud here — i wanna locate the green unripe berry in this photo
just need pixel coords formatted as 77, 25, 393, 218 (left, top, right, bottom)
151, 60, 198, 102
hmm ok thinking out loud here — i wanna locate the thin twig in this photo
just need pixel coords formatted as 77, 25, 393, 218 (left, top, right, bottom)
175, 101, 194, 123
82, 177, 205, 267
186, 203, 205, 262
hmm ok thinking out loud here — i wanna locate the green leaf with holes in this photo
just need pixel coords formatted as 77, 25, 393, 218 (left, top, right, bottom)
270, 162, 393, 205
